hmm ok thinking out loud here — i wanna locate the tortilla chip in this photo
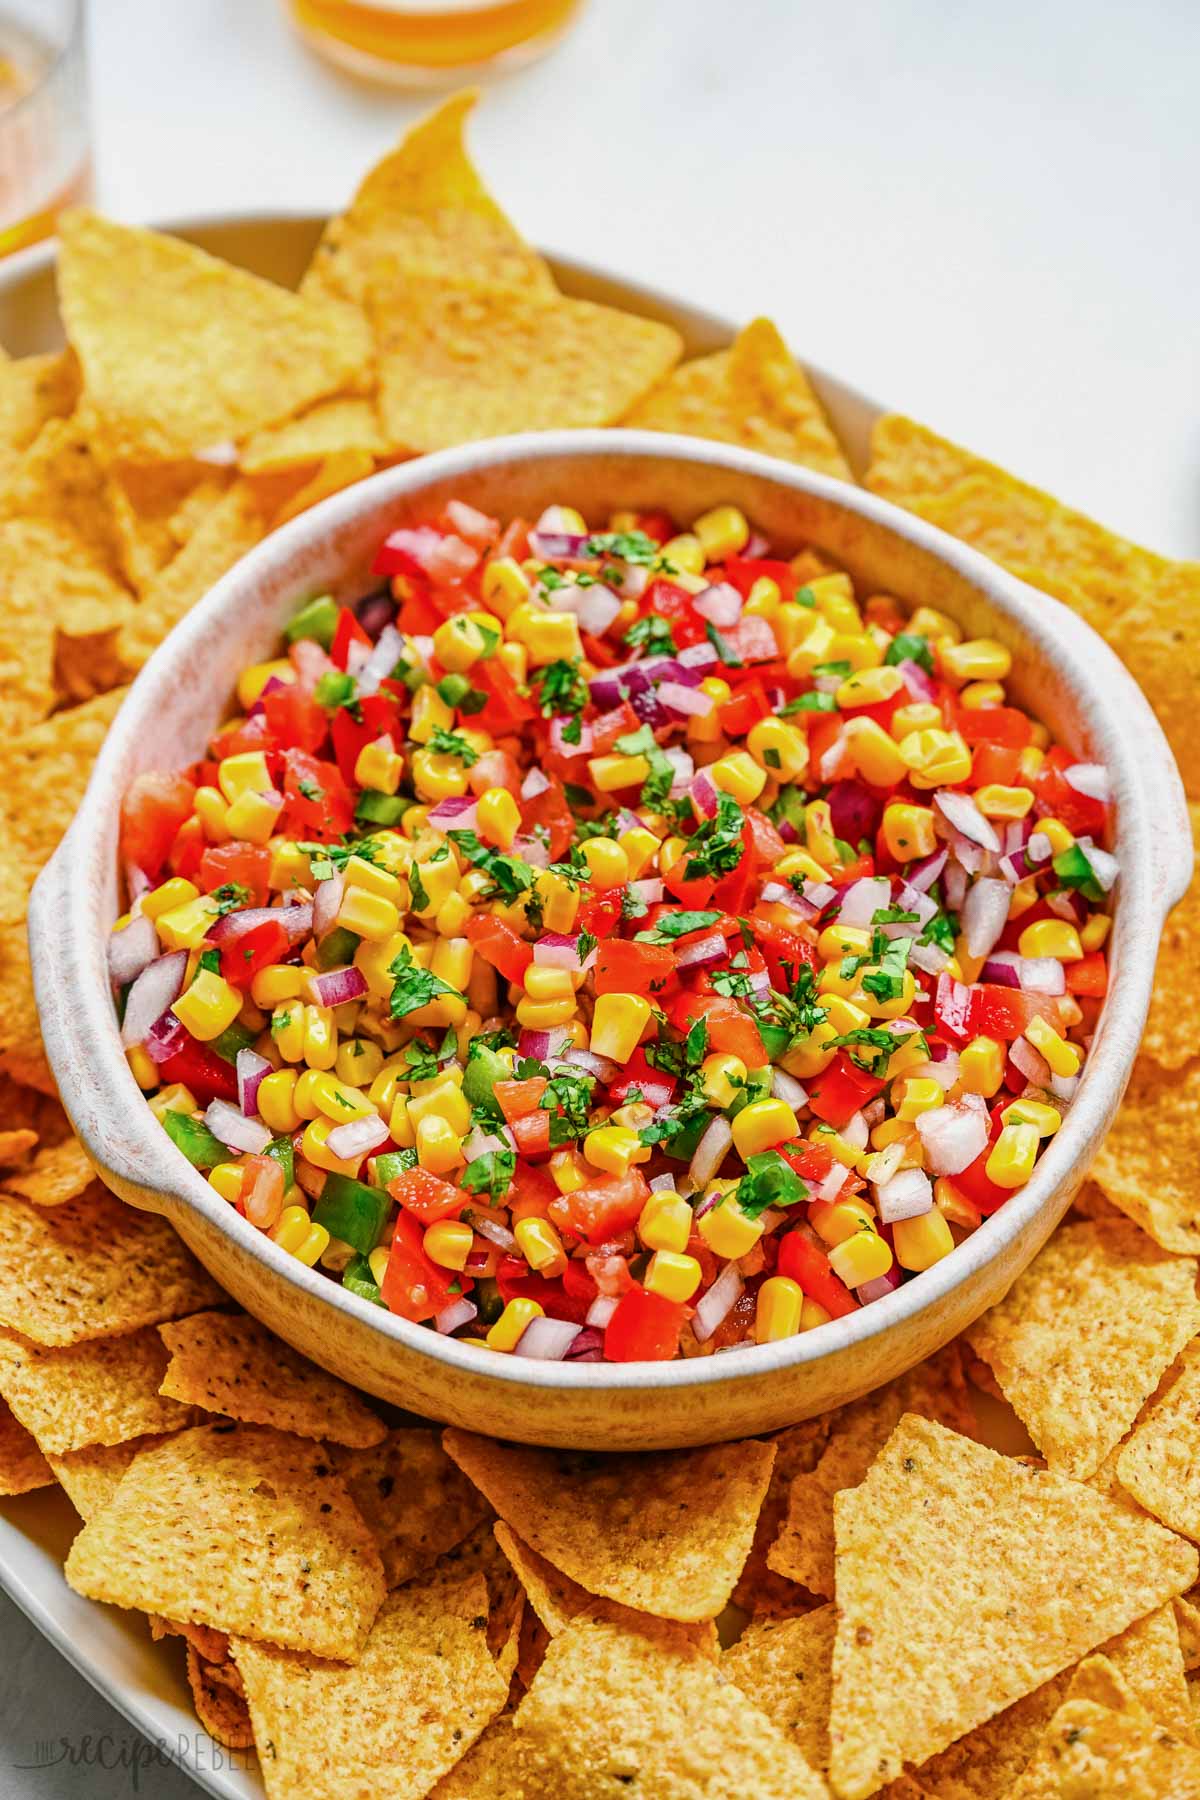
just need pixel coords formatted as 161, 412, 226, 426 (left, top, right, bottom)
0, 923, 54, 1091
1006, 1652, 1200, 1799
1105, 1603, 1196, 1742
149, 1613, 231, 1664
2, 1134, 94, 1206
768, 1346, 976, 1596
0, 413, 125, 585
625, 317, 852, 481
303, 89, 554, 313
493, 1522, 718, 1658
371, 274, 682, 453
47, 1432, 177, 1521
103, 457, 231, 594
723, 1604, 836, 1775
734, 1415, 833, 1615
826, 1414, 1198, 1799
156, 1310, 384, 1449
0, 1323, 196, 1455
1091, 1060, 1200, 1252
0, 1077, 73, 1148
332, 1426, 490, 1587
232, 1571, 508, 1800
57, 210, 371, 463
0, 1129, 37, 1167
271, 447, 376, 528
443, 1428, 775, 1623
0, 350, 79, 482
0, 1187, 225, 1346
1175, 1593, 1200, 1674
417, 1517, 523, 1681
913, 1670, 1074, 1799
426, 1715, 531, 1800
965, 1218, 1200, 1480
186, 1645, 255, 1752
118, 480, 263, 670
65, 1422, 385, 1659
0, 520, 129, 735
0, 1398, 53, 1494
1104, 566, 1200, 797
241, 396, 389, 476
1116, 1341, 1200, 1541
513, 1608, 830, 1800
1140, 805, 1200, 1072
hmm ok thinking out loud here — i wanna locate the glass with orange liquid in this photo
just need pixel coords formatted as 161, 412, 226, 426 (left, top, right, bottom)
287, 0, 583, 86
0, 0, 91, 259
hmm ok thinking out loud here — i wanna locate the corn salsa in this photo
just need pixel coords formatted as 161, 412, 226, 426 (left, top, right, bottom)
111, 498, 1117, 1363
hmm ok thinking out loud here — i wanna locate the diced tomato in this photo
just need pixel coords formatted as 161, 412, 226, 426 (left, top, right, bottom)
576, 889, 624, 940
590, 701, 641, 755
510, 1111, 552, 1159
509, 1159, 561, 1222
372, 525, 479, 587
158, 1038, 239, 1105
955, 705, 1032, 750
722, 557, 797, 600
718, 682, 772, 738
387, 1167, 465, 1225
828, 852, 876, 887
670, 993, 766, 1067
806, 1053, 886, 1128
329, 692, 402, 787
593, 939, 677, 998
746, 913, 818, 990
381, 1211, 459, 1322
1033, 746, 1109, 838
495, 1258, 591, 1325
119, 770, 197, 881
208, 712, 276, 761
710, 1285, 759, 1350
329, 606, 371, 672
777, 1140, 836, 1184
722, 615, 779, 663
586, 1244, 635, 1295
971, 982, 1061, 1043
948, 1129, 1010, 1217
261, 685, 327, 755
280, 749, 354, 840
634, 510, 677, 544
167, 816, 205, 883
469, 660, 537, 734
549, 1168, 650, 1245
745, 807, 787, 867
711, 825, 758, 914
1066, 951, 1108, 997
520, 775, 574, 859
968, 742, 1023, 789
494, 1077, 547, 1122
219, 917, 287, 990
604, 1283, 685, 1361
464, 913, 533, 983
606, 1048, 676, 1110
561, 1256, 599, 1307
199, 843, 272, 909
776, 1227, 860, 1318
395, 584, 444, 637
639, 578, 706, 648
662, 857, 716, 909
469, 749, 521, 798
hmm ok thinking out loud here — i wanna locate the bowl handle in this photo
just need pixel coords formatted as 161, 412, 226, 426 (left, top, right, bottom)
28, 825, 171, 1217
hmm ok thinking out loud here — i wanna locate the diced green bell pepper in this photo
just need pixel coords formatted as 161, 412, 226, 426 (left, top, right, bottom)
161, 1109, 227, 1170
371, 1148, 418, 1187
342, 1253, 386, 1308
265, 1134, 294, 1190
311, 1172, 390, 1254
284, 594, 339, 650
209, 1020, 257, 1065
463, 1043, 509, 1111
356, 790, 408, 826
1052, 843, 1105, 902
315, 926, 360, 971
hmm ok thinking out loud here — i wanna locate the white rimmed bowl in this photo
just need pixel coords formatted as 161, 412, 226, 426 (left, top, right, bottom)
30, 429, 1190, 1448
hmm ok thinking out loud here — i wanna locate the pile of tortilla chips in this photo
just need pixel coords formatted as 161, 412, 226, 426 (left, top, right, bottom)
0, 85, 1198, 1800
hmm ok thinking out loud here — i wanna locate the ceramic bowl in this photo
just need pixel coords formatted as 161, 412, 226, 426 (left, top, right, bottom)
29, 428, 1191, 1449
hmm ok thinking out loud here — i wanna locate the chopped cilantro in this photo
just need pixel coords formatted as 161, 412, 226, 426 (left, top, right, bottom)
387, 945, 462, 1021
780, 691, 837, 716
297, 778, 325, 803
535, 658, 588, 719
581, 529, 658, 565
621, 886, 649, 922
705, 621, 743, 667
212, 882, 250, 915
684, 1015, 710, 1066
636, 909, 722, 943
861, 936, 913, 1004
884, 631, 934, 674
827, 1027, 907, 1076
195, 947, 221, 978
461, 1149, 517, 1202
712, 966, 757, 999
683, 793, 745, 883
540, 1068, 595, 1144
446, 829, 536, 902
872, 906, 921, 926
561, 714, 583, 746
736, 1150, 808, 1220
298, 837, 384, 882
577, 930, 598, 963
564, 782, 593, 810
811, 659, 852, 680
624, 615, 676, 656
427, 726, 479, 767
408, 860, 429, 911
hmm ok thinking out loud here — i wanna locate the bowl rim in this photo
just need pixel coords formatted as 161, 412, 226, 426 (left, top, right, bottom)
32, 428, 1189, 1397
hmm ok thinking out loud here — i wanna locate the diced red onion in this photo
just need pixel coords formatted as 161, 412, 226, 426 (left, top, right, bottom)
428, 795, 479, 830
693, 582, 743, 628
513, 835, 549, 870
837, 876, 892, 929
648, 1172, 677, 1193
588, 663, 653, 708
1076, 838, 1119, 892
528, 528, 590, 561
207, 902, 312, 947
675, 932, 728, 972
443, 498, 496, 545
564, 1326, 607, 1362
813, 670, 844, 697
561, 1047, 618, 1082
204, 1099, 271, 1156
689, 768, 719, 820
677, 640, 719, 672
629, 686, 671, 730
906, 847, 948, 894
743, 530, 770, 558
894, 883, 939, 929
689, 1115, 733, 1189
962, 877, 1012, 959
1049, 1069, 1080, 1102
827, 780, 883, 845
692, 1263, 744, 1344
467, 1212, 517, 1253
534, 932, 584, 972
759, 880, 810, 917
658, 681, 714, 719
841, 1111, 869, 1152
1004, 817, 1034, 856
236, 1048, 272, 1117
631, 878, 664, 906
876, 1167, 934, 1223
663, 746, 695, 789
124, 863, 153, 903
584, 1293, 618, 1329
814, 1162, 850, 1204
436, 1296, 478, 1336
307, 965, 369, 1008
356, 624, 405, 697
771, 1068, 808, 1109
313, 875, 344, 939
518, 1027, 571, 1061
934, 790, 1002, 853
862, 1096, 888, 1128
326, 1112, 389, 1161
520, 767, 551, 801
144, 1008, 188, 1065
1046, 888, 1087, 924
514, 1316, 582, 1359
897, 658, 936, 702
1027, 831, 1053, 866
1064, 763, 1111, 803
915, 1098, 988, 1175
1010, 1036, 1052, 1086
982, 952, 1065, 996
121, 950, 188, 1047
816, 729, 851, 782
943, 860, 968, 911
109, 913, 159, 988
858, 1268, 905, 1304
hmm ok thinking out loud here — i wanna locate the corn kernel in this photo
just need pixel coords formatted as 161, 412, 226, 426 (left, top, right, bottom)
645, 1250, 702, 1304
581, 836, 629, 890
410, 747, 470, 804
487, 1295, 544, 1352
844, 717, 906, 787
354, 737, 404, 796
415, 1113, 464, 1174
270, 1000, 305, 1061
591, 992, 651, 1063
637, 1193, 692, 1254
299, 1117, 360, 1177
268, 839, 311, 891
878, 802, 936, 865
583, 1124, 649, 1176
406, 1079, 471, 1136
206, 1161, 243, 1203
248, 964, 302, 1010
1001, 1097, 1062, 1137
141, 877, 199, 922
941, 638, 1012, 683
659, 532, 705, 574
692, 505, 749, 561
744, 575, 782, 618
746, 717, 809, 781
430, 935, 472, 994
687, 676, 731, 742
731, 1097, 799, 1158
475, 785, 521, 851
514, 1217, 567, 1277
1081, 913, 1111, 952
893, 1209, 955, 1271
975, 784, 1035, 820
616, 825, 658, 880
224, 787, 283, 846
423, 1220, 474, 1271
510, 608, 582, 666
1018, 919, 1083, 962
776, 848, 831, 885
699, 1052, 746, 1109
909, 605, 962, 643
1024, 1015, 1082, 1078
697, 1194, 763, 1260
302, 1003, 337, 1070
818, 923, 872, 963
257, 1068, 301, 1133
531, 868, 580, 934
808, 574, 861, 632
959, 680, 1007, 710
780, 1019, 838, 1078
432, 614, 490, 673
271, 1204, 315, 1256
800, 1296, 832, 1331
985, 1121, 1039, 1188
148, 1082, 196, 1119
522, 964, 575, 1004
710, 751, 767, 806
307, 1073, 375, 1124
172, 970, 241, 1042
515, 996, 578, 1030
755, 1275, 804, 1343
548, 1148, 586, 1195
828, 1229, 893, 1287
898, 728, 973, 789
155, 894, 220, 951
588, 752, 650, 793
959, 1034, 1004, 1097
837, 665, 905, 710
412, 851, 459, 915
481, 556, 531, 618
896, 1077, 945, 1121
193, 786, 231, 843
126, 1044, 159, 1090
811, 1199, 876, 1246
1036, 817, 1075, 855
217, 750, 271, 804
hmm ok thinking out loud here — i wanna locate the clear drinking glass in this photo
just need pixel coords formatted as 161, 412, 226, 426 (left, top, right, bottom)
0, 0, 90, 259
286, 0, 583, 87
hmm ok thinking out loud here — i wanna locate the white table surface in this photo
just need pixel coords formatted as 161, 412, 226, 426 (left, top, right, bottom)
3, 0, 1197, 1792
